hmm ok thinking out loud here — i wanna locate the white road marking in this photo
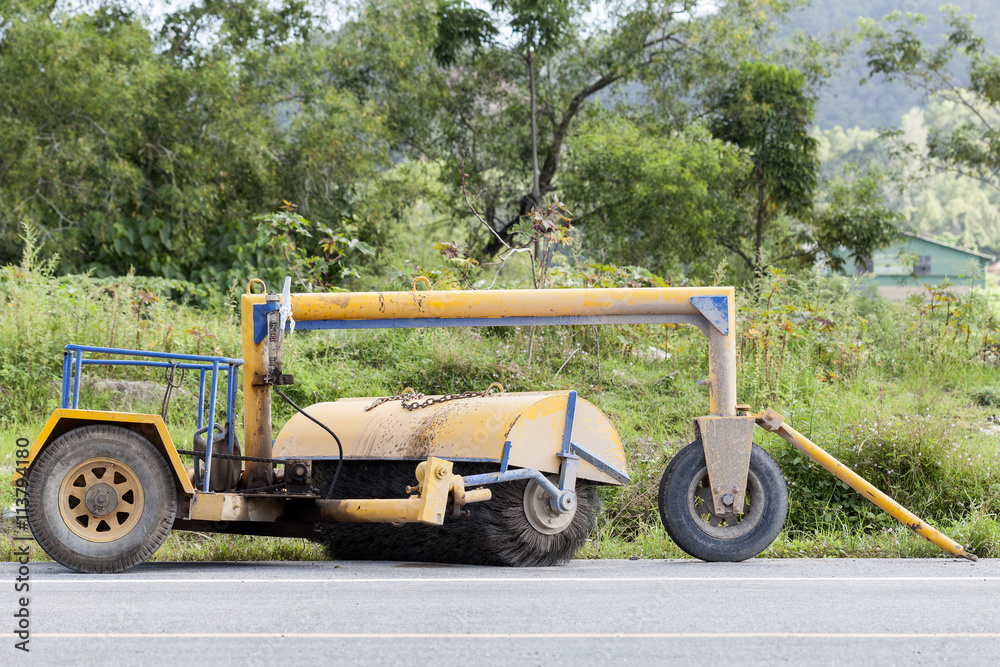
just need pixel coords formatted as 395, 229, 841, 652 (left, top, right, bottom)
29, 576, 1000, 584
33, 632, 1000, 639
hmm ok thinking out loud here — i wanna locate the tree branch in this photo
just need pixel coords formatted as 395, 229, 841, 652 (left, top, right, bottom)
538, 72, 621, 187
718, 236, 752, 268
170, 14, 203, 56
461, 158, 511, 251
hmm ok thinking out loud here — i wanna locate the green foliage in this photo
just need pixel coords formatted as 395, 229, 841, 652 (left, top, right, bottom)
0, 1, 393, 285
564, 117, 747, 277
734, 268, 1000, 543
713, 62, 818, 218
250, 202, 376, 292
433, 0, 498, 65
861, 6, 1000, 192
704, 61, 900, 277
709, 61, 819, 275
0, 227, 241, 430
816, 109, 1000, 256
491, 0, 577, 53
813, 166, 901, 272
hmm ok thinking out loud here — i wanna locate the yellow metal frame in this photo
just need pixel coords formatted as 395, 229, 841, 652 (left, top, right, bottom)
240, 286, 738, 483
757, 409, 976, 561
186, 457, 490, 525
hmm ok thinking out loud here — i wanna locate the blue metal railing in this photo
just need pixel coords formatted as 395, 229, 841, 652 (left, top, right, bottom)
61, 344, 244, 492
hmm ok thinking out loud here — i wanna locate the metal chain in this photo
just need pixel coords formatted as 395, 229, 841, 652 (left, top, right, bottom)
365, 382, 504, 411
364, 387, 418, 411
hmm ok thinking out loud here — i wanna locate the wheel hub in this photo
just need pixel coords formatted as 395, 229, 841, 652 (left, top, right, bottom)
687, 467, 765, 540
523, 477, 576, 535
84, 483, 119, 517
58, 457, 145, 543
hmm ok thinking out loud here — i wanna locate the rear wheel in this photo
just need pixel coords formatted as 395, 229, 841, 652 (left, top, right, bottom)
658, 441, 787, 562
27, 425, 177, 573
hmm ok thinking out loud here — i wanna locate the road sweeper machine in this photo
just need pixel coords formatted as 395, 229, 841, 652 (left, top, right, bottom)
15, 279, 976, 572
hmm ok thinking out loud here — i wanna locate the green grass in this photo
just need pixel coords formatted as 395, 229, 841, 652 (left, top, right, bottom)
3, 243, 1000, 563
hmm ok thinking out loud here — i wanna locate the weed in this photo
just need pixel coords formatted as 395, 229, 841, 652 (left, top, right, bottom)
3, 239, 1000, 561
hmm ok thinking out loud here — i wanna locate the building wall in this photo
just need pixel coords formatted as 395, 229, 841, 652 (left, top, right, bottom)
855, 235, 993, 289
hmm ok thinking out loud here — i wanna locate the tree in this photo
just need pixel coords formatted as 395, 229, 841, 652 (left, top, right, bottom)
490, 0, 577, 208
861, 7, 1000, 192
333, 0, 794, 261
707, 61, 899, 277
812, 166, 901, 273
709, 62, 819, 276
0, 1, 396, 285
562, 116, 747, 276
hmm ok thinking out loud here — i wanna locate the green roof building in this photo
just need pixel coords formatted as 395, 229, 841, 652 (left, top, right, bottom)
842, 232, 995, 298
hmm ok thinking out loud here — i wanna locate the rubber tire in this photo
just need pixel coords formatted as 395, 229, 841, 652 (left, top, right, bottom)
658, 441, 787, 562
26, 425, 177, 573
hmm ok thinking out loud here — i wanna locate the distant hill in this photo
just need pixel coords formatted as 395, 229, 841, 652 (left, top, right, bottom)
783, 0, 1000, 129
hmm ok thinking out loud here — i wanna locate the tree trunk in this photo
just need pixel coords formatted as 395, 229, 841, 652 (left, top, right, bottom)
753, 173, 767, 278
528, 48, 540, 203
528, 48, 540, 261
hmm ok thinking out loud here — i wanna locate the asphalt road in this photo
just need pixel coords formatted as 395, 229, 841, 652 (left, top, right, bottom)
3, 558, 998, 666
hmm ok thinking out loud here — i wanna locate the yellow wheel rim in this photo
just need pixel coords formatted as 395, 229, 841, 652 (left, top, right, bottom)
58, 457, 145, 543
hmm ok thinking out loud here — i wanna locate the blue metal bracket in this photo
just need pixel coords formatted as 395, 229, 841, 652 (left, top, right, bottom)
571, 442, 631, 485
252, 301, 281, 344
499, 440, 512, 472
461, 468, 564, 500
557, 391, 580, 506
462, 390, 631, 515
561, 391, 577, 456
689, 296, 729, 336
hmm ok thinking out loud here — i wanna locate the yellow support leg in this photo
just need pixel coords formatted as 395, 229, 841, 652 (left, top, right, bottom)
757, 409, 976, 562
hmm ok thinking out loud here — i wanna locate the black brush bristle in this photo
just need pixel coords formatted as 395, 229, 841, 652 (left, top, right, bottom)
312, 461, 599, 567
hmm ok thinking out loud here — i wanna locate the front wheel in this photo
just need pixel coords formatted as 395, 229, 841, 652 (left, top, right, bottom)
658, 441, 787, 562
26, 425, 177, 573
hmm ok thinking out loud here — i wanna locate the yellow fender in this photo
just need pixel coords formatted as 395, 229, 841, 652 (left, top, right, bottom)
13, 409, 195, 495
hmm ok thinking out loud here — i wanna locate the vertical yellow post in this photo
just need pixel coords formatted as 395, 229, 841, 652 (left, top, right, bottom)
241, 292, 273, 488
707, 288, 737, 417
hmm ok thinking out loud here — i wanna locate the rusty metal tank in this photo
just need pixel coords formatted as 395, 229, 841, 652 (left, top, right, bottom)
272, 391, 627, 485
